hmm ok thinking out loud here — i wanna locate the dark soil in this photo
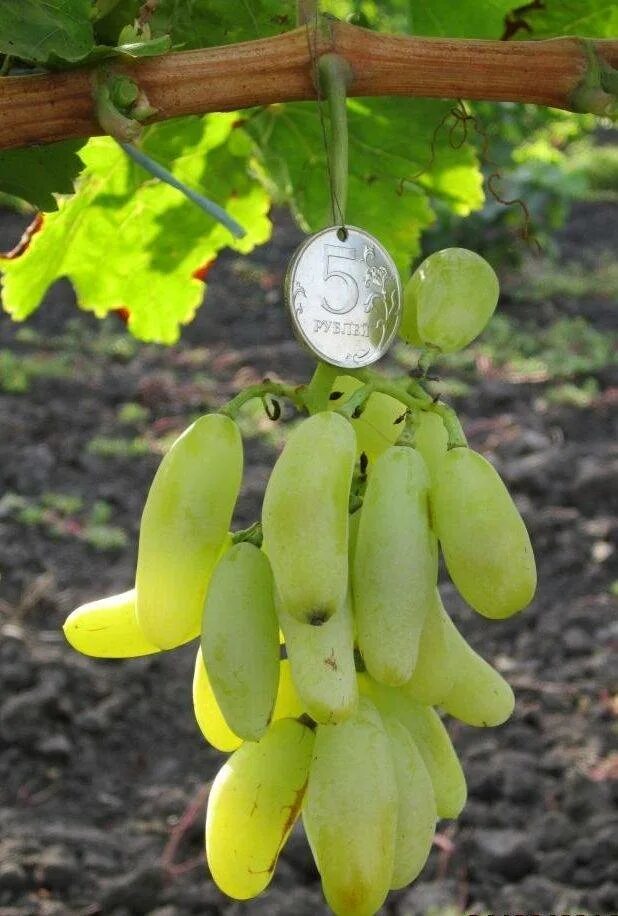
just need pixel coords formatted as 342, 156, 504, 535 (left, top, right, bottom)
0, 202, 616, 916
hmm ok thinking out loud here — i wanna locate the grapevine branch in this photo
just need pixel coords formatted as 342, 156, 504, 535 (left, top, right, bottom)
0, 23, 616, 149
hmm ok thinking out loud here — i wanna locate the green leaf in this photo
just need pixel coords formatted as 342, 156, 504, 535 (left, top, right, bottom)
0, 115, 272, 343
248, 98, 483, 274
406, 0, 514, 38
149, 0, 297, 50
0, 141, 85, 211
322, 0, 514, 38
0, 0, 94, 63
514, 0, 618, 38
67, 35, 174, 66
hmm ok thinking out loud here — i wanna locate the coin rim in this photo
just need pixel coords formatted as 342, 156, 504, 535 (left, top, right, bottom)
284, 225, 403, 369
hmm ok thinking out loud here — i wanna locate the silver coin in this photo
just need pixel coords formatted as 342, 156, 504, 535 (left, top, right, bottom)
284, 225, 402, 369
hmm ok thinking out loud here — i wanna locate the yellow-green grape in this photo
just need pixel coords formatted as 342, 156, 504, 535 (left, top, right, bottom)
206, 718, 315, 900
202, 543, 279, 741
303, 697, 398, 916
262, 412, 356, 624
439, 607, 515, 727
399, 271, 423, 347
192, 648, 241, 753
402, 590, 455, 706
277, 591, 357, 725
63, 589, 159, 658
272, 659, 305, 721
329, 374, 405, 464
432, 447, 536, 619
136, 414, 243, 648
368, 680, 467, 820
384, 717, 437, 890
414, 411, 448, 485
353, 446, 437, 686
400, 248, 499, 353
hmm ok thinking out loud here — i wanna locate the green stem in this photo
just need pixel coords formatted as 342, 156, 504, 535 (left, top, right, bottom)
220, 381, 306, 419
417, 345, 440, 378
336, 370, 467, 449
431, 402, 467, 449
304, 361, 339, 414
232, 521, 263, 547
338, 379, 425, 420
395, 412, 417, 448
318, 53, 353, 227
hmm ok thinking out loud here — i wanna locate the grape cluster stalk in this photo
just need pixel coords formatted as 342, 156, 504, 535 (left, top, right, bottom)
63, 248, 537, 916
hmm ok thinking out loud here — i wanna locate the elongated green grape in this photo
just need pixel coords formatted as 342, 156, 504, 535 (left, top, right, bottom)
206, 718, 315, 900
202, 543, 280, 741
303, 697, 397, 916
193, 648, 242, 753
402, 590, 455, 706
397, 705, 466, 820
262, 412, 356, 624
63, 589, 159, 658
414, 411, 448, 485
439, 607, 515, 727
353, 446, 437, 685
432, 447, 536, 618
384, 717, 437, 889
272, 660, 305, 721
329, 374, 405, 464
195, 655, 304, 750
136, 414, 243, 648
365, 679, 467, 820
277, 591, 357, 724
400, 248, 499, 353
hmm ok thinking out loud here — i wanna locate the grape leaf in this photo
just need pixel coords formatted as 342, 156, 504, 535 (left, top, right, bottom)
248, 98, 483, 274
513, 0, 618, 38
0, 141, 85, 211
149, 0, 297, 50
0, 0, 94, 63
405, 0, 514, 38
0, 116, 272, 343
74, 35, 174, 67
322, 0, 514, 38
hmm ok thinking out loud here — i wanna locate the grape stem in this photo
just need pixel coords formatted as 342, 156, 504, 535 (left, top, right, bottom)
221, 363, 338, 419
304, 361, 339, 414
231, 521, 263, 547
337, 369, 468, 449
219, 365, 467, 448
417, 345, 441, 378
219, 381, 306, 418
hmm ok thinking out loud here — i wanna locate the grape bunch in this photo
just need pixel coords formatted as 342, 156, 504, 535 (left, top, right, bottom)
63, 248, 537, 915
